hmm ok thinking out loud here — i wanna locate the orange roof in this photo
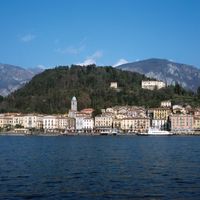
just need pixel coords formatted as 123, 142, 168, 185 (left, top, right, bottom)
80, 108, 94, 113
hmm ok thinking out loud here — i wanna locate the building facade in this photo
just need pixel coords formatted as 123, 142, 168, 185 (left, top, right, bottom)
142, 80, 166, 90
152, 119, 169, 130
120, 117, 150, 133
150, 108, 171, 120
161, 100, 172, 108
94, 115, 113, 132
83, 118, 94, 132
171, 114, 194, 133
110, 82, 118, 89
43, 115, 59, 131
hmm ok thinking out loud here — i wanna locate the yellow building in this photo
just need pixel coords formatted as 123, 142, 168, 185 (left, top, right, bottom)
150, 108, 171, 120
193, 116, 200, 131
0, 115, 13, 128
0, 115, 4, 128
120, 117, 150, 133
95, 115, 113, 128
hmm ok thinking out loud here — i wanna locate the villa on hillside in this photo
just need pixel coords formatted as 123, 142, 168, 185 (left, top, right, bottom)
141, 80, 166, 90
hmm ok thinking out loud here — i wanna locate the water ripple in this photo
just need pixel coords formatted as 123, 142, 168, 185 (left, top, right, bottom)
0, 135, 200, 199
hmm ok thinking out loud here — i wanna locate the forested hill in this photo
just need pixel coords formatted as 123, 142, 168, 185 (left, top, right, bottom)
0, 65, 199, 114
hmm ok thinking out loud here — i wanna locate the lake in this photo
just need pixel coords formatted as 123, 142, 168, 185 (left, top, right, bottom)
0, 135, 200, 199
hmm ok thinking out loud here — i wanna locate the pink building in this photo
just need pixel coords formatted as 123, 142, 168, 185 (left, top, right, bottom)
170, 114, 193, 132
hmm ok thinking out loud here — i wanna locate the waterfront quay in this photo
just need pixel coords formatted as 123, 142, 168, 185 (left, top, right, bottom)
1, 97, 200, 136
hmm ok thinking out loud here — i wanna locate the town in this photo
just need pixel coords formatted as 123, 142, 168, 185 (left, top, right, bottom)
0, 80, 200, 135
0, 80, 199, 135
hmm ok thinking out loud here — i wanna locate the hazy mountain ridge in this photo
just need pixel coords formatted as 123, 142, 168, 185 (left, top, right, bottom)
1, 65, 199, 114
0, 63, 43, 96
117, 58, 200, 91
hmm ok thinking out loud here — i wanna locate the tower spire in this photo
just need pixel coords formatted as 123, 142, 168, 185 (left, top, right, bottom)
71, 96, 77, 111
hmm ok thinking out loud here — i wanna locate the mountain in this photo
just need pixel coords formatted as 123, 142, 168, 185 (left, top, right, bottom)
117, 58, 200, 92
0, 65, 199, 114
0, 63, 43, 96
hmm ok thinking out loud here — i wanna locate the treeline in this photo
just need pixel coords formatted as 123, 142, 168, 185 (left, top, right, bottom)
0, 65, 200, 114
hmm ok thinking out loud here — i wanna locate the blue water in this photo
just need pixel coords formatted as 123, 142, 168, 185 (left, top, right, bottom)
0, 136, 200, 200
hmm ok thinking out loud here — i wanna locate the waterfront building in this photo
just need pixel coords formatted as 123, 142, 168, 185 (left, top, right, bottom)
43, 115, 59, 132
43, 115, 73, 132
152, 119, 169, 130
113, 118, 122, 129
22, 114, 44, 129
120, 117, 150, 133
12, 115, 24, 127
36, 115, 44, 129
193, 116, 200, 131
120, 118, 135, 133
23, 114, 40, 129
67, 117, 76, 132
75, 116, 85, 132
149, 107, 171, 120
0, 114, 13, 128
170, 114, 194, 133
141, 80, 166, 90
193, 108, 200, 132
57, 115, 68, 130
83, 118, 94, 132
0, 114, 6, 128
94, 115, 113, 132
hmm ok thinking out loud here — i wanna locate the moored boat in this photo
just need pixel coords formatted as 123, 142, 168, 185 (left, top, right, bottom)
148, 128, 173, 135
139, 127, 173, 136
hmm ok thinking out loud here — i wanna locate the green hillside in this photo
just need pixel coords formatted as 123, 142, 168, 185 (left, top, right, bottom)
0, 65, 199, 114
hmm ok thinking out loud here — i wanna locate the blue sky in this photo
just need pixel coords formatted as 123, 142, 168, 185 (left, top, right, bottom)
0, 0, 200, 68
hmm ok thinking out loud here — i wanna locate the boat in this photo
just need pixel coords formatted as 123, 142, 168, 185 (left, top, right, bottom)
147, 128, 173, 135
100, 128, 120, 135
139, 127, 173, 136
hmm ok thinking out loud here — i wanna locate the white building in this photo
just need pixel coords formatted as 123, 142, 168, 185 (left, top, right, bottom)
43, 115, 58, 131
75, 116, 85, 132
57, 116, 68, 130
142, 80, 166, 90
161, 100, 171, 108
23, 115, 36, 128
83, 118, 94, 132
12, 115, 24, 127
110, 82, 118, 89
12, 114, 43, 129
152, 119, 169, 130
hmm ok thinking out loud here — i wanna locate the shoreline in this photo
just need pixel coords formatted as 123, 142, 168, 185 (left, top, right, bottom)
1, 132, 200, 136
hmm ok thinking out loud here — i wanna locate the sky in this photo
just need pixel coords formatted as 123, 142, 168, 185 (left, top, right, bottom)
0, 0, 200, 68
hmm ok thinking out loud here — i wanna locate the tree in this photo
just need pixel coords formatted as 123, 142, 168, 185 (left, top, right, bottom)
197, 86, 200, 98
174, 82, 182, 95
0, 95, 3, 102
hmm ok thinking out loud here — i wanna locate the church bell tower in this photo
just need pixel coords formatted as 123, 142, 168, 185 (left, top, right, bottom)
71, 96, 77, 111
